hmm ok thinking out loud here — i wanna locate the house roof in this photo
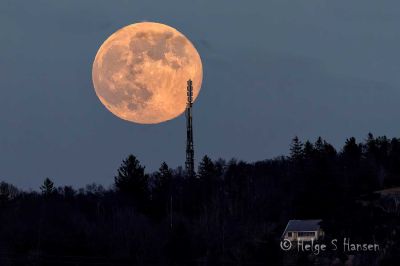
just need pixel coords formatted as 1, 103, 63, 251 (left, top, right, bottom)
282, 220, 322, 237
375, 187, 400, 196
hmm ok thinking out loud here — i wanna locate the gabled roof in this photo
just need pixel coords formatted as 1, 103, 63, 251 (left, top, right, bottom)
282, 219, 322, 237
375, 187, 400, 196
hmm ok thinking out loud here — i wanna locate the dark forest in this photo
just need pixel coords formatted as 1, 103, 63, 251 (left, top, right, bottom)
0, 133, 399, 265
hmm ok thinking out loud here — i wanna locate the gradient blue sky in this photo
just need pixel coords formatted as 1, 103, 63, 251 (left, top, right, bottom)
1, 0, 399, 189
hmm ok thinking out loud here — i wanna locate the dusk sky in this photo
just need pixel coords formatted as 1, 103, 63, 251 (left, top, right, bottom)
1, 0, 399, 189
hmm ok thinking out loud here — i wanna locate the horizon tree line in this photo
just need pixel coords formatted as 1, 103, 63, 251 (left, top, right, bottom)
0, 133, 398, 265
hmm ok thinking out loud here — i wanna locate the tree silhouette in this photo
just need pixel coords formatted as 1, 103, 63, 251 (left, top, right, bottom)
152, 162, 173, 218
40, 177, 55, 196
387, 138, 400, 186
114, 154, 149, 207
154, 162, 172, 189
303, 140, 314, 160
290, 136, 304, 161
0, 182, 18, 203
198, 155, 220, 204
343, 137, 362, 162
198, 155, 217, 181
314, 136, 324, 154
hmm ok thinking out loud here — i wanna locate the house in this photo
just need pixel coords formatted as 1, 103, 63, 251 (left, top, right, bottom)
374, 187, 400, 214
281, 219, 324, 242
358, 187, 400, 214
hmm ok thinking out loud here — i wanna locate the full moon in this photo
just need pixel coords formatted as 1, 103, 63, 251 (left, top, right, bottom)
92, 22, 203, 124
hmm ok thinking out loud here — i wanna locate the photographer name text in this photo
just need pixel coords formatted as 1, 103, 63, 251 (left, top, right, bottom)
280, 238, 379, 255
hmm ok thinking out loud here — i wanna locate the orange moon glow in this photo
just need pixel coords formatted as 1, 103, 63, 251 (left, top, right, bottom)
92, 22, 203, 124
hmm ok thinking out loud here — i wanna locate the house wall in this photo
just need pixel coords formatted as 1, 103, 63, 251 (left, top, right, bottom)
285, 231, 319, 242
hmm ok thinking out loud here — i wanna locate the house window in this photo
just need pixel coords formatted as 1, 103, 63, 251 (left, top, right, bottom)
298, 232, 316, 237
287, 232, 292, 237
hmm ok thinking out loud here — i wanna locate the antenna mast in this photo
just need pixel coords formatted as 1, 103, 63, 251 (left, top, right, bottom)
185, 80, 195, 178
